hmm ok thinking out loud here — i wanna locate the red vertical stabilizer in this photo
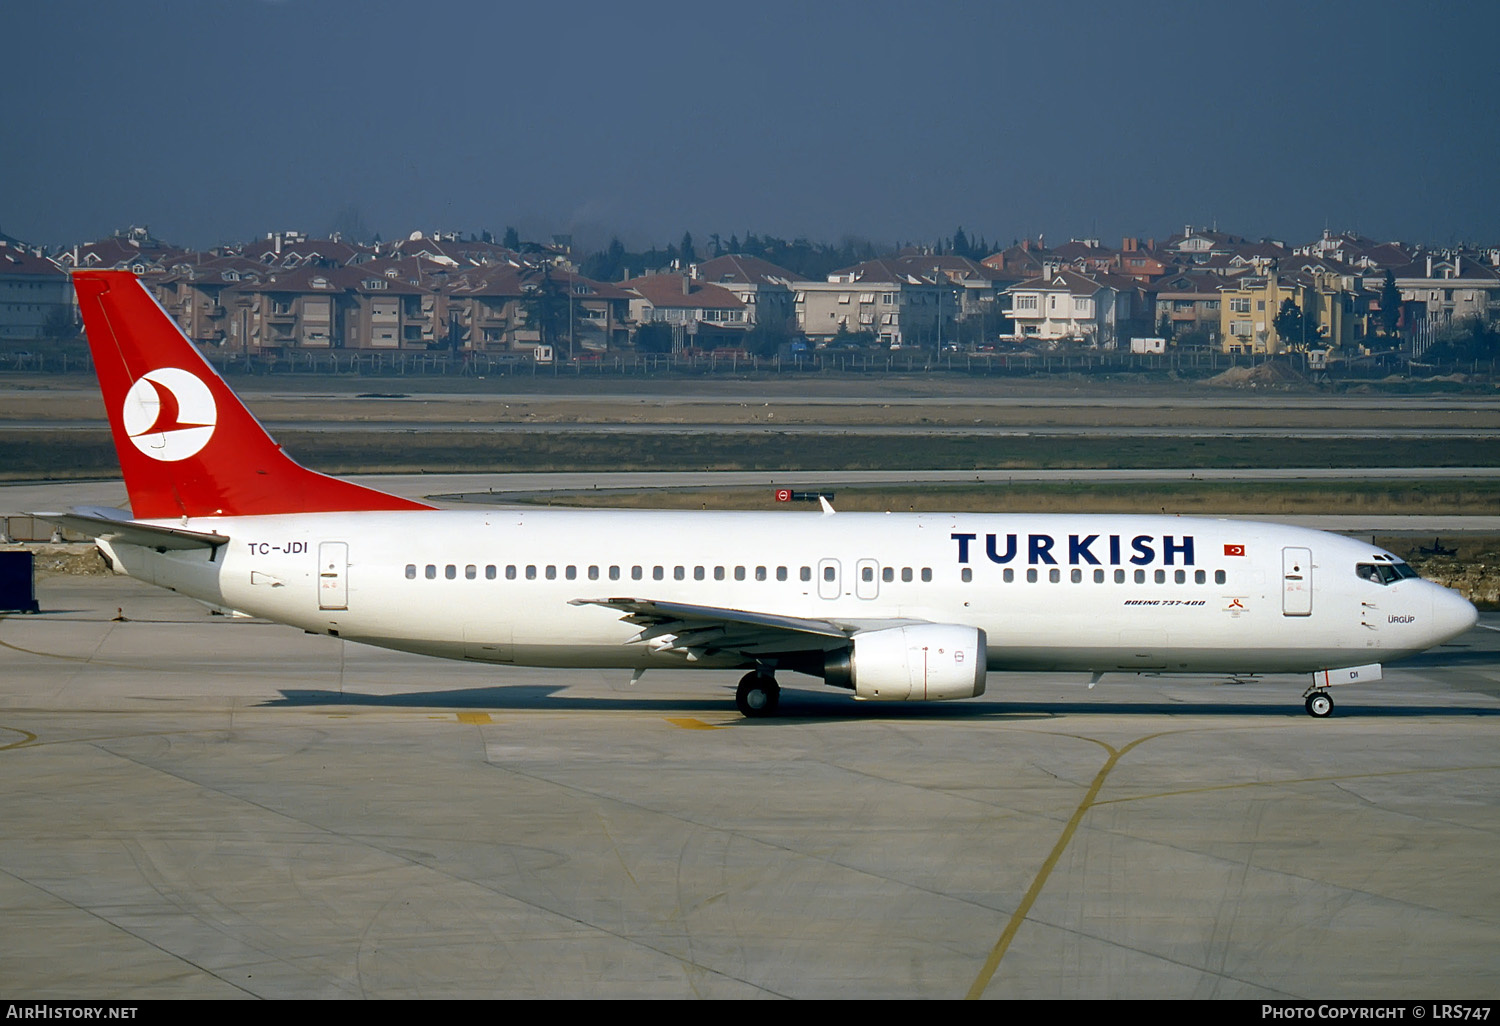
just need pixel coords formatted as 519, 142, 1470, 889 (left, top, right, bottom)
72, 270, 434, 519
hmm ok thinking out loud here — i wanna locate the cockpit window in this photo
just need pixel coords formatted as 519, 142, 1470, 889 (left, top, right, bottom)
1357, 561, 1417, 585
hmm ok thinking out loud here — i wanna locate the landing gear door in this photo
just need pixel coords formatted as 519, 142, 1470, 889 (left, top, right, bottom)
1282, 546, 1312, 617
318, 541, 348, 610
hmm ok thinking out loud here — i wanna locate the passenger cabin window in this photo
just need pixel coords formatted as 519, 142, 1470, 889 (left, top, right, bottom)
405, 564, 416, 579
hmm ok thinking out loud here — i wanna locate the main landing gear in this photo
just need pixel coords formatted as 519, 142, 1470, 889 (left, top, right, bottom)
736, 671, 781, 718
1304, 690, 1334, 718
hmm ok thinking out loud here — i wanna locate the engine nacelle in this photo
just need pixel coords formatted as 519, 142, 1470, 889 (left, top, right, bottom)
824, 624, 987, 701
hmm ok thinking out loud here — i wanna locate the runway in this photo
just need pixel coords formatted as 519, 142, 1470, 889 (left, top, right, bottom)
2, 573, 1498, 998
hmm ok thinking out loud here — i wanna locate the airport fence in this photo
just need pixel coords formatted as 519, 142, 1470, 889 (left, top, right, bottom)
0, 516, 90, 543
1, 346, 1495, 381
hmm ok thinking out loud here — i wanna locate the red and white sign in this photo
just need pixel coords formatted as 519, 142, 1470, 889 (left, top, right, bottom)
1224, 544, 1246, 557
775, 489, 792, 503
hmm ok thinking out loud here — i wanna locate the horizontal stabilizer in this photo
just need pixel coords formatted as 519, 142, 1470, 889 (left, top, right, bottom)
32, 507, 229, 551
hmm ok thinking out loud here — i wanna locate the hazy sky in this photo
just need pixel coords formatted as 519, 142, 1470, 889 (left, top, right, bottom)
6, 0, 1499, 253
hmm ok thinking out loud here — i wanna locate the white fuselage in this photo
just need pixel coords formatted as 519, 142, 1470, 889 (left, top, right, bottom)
101, 508, 1476, 679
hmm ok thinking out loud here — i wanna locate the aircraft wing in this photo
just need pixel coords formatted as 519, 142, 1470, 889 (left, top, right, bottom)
31, 507, 229, 552
571, 596, 927, 660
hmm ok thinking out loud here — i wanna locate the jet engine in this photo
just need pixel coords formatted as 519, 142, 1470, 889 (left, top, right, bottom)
824, 624, 987, 701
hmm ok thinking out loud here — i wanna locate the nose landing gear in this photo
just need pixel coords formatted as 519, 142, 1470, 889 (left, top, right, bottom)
1304, 690, 1334, 718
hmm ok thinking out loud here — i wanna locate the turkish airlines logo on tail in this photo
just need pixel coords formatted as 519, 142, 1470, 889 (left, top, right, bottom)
122, 368, 217, 461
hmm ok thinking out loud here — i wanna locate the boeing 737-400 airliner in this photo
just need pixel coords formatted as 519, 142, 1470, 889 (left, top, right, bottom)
40, 271, 1478, 718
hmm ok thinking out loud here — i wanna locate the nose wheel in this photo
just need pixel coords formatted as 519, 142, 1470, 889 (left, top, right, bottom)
736, 672, 781, 718
1304, 690, 1334, 718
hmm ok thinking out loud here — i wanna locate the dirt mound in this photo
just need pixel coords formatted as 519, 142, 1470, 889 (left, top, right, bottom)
1203, 360, 1311, 389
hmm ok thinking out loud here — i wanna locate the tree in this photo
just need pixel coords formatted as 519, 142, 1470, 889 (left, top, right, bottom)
40, 304, 81, 343
680, 232, 696, 264
327, 203, 371, 243
744, 317, 793, 358
1380, 269, 1401, 337
1424, 317, 1500, 363
633, 322, 673, 353
521, 268, 570, 350
502, 226, 520, 250
1273, 298, 1319, 351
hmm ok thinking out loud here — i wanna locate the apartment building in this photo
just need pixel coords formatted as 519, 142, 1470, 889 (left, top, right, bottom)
688, 255, 799, 330
1151, 272, 1229, 342
1389, 252, 1500, 328
1004, 269, 1133, 346
1218, 271, 1360, 354
795, 259, 945, 347
0, 242, 73, 342
218, 266, 433, 356
625, 273, 747, 349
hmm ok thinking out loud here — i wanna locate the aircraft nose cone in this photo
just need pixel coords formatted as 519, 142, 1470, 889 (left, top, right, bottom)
1430, 584, 1479, 644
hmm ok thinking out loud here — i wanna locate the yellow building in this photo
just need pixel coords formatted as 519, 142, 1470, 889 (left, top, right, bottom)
1219, 271, 1361, 354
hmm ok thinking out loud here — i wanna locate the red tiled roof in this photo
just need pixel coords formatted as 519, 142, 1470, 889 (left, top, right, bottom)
625, 274, 744, 309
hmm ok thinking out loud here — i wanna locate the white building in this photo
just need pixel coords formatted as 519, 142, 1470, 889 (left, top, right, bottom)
1003, 269, 1132, 347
